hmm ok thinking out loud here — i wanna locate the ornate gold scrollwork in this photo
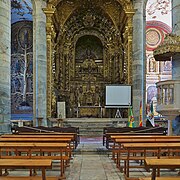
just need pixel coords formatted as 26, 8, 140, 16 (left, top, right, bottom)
43, 4, 55, 117
44, 0, 135, 118
154, 34, 180, 61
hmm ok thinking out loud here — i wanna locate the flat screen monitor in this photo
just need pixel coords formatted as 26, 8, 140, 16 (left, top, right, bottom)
105, 85, 132, 107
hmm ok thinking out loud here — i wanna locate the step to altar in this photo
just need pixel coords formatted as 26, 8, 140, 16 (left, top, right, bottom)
63, 118, 128, 137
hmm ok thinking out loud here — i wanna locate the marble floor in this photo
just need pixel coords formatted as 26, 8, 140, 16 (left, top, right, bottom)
3, 136, 180, 180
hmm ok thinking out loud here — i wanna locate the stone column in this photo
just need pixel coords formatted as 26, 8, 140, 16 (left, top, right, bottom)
172, 0, 180, 134
172, 0, 180, 80
0, 0, 11, 133
132, 0, 146, 125
33, 0, 47, 126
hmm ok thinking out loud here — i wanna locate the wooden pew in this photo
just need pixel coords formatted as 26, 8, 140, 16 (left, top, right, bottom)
103, 126, 167, 147
0, 137, 73, 145
0, 142, 68, 179
1, 134, 74, 138
140, 158, 180, 180
105, 132, 167, 149
0, 159, 53, 180
108, 135, 179, 150
0, 137, 74, 163
11, 126, 80, 148
139, 178, 180, 180
122, 142, 180, 179
111, 137, 180, 173
139, 177, 180, 180
0, 177, 58, 180
12, 132, 79, 148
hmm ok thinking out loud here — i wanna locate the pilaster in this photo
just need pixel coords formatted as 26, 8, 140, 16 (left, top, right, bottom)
0, 0, 11, 133
132, 0, 146, 125
33, 0, 48, 126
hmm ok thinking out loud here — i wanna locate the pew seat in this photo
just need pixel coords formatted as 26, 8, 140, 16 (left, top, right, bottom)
0, 177, 59, 180
139, 177, 180, 180
0, 159, 53, 180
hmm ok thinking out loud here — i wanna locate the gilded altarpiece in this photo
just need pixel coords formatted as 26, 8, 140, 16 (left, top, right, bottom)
44, 0, 134, 118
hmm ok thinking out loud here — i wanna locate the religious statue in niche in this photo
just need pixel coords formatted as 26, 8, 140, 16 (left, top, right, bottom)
80, 49, 98, 74
149, 56, 156, 72
163, 61, 172, 71
93, 86, 100, 106
147, 54, 157, 73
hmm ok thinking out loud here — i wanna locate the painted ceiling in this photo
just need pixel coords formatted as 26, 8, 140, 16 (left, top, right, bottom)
11, 0, 32, 24
146, 0, 172, 28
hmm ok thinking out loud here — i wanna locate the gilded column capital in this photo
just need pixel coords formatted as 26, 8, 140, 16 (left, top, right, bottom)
43, 3, 55, 15
117, 0, 134, 11
43, 3, 55, 33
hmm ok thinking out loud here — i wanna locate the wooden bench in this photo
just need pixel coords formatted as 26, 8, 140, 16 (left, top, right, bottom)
0, 159, 53, 180
105, 132, 167, 149
3, 133, 78, 149
0, 142, 68, 179
0, 177, 59, 180
0, 137, 74, 164
139, 177, 180, 180
121, 143, 180, 179
11, 126, 80, 148
111, 137, 180, 171
103, 126, 167, 147
142, 158, 180, 180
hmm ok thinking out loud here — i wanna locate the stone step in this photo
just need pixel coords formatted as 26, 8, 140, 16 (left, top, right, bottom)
63, 118, 128, 137
74, 141, 109, 154
74, 149, 110, 155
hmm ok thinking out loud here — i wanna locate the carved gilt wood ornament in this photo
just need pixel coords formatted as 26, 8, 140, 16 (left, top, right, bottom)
154, 34, 180, 61
43, 0, 135, 118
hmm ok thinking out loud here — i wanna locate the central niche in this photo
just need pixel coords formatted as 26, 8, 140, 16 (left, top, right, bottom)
75, 35, 103, 79
67, 35, 105, 118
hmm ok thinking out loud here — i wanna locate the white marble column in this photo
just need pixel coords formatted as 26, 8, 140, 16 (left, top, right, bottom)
0, 0, 11, 133
33, 0, 47, 126
132, 0, 146, 125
